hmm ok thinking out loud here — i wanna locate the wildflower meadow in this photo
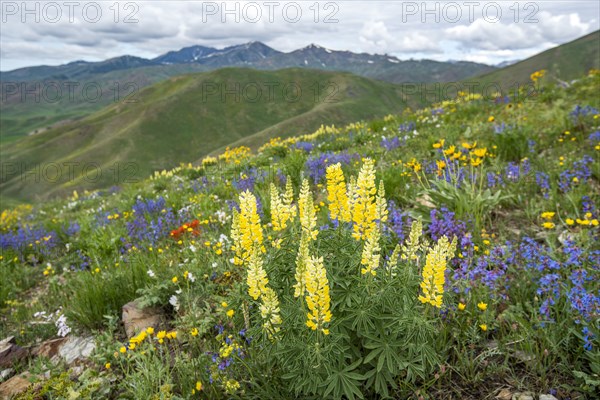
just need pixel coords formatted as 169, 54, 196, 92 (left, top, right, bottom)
1, 71, 599, 399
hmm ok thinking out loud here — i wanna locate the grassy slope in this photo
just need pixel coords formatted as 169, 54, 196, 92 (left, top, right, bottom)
470, 30, 600, 90
0, 68, 411, 203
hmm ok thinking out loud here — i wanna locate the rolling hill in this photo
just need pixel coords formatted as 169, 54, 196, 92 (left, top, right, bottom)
0, 42, 494, 140
0, 68, 415, 203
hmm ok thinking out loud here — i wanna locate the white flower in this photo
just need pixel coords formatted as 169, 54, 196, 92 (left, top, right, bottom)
55, 312, 71, 337
169, 295, 179, 311
212, 262, 218, 268
187, 272, 196, 282
147, 269, 156, 278
189, 245, 197, 253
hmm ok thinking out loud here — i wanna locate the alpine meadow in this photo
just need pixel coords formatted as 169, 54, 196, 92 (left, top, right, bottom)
0, 2, 599, 400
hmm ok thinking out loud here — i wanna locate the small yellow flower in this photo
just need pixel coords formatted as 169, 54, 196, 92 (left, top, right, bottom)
566, 218, 575, 225
128, 343, 136, 350
119, 346, 126, 354
221, 301, 228, 308
226, 309, 235, 318
591, 219, 599, 226
146, 327, 154, 335
172, 276, 178, 283
542, 222, 555, 229
105, 362, 111, 369
479, 324, 488, 331
190, 328, 199, 336
540, 212, 555, 219
458, 303, 466, 311
477, 302, 487, 311
488, 116, 495, 122
195, 381, 203, 391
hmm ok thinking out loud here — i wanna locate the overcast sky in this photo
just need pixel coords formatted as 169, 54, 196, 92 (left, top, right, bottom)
1, 1, 599, 71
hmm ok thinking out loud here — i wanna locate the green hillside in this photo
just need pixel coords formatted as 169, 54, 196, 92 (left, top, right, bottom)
471, 30, 600, 90
0, 68, 415, 203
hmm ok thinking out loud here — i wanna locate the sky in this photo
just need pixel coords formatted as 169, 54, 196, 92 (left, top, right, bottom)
1, 1, 599, 71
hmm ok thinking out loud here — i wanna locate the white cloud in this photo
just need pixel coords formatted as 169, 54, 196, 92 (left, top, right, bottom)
0, 1, 598, 70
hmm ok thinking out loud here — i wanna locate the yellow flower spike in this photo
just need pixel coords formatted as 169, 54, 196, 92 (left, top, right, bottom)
418, 236, 457, 308
326, 163, 351, 223
246, 249, 268, 300
303, 256, 332, 334
351, 159, 378, 241
360, 225, 381, 276
298, 179, 318, 241
260, 287, 282, 339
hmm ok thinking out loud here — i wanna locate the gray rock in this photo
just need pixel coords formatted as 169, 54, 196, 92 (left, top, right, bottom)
0, 337, 28, 368
512, 393, 534, 400
539, 395, 559, 400
0, 368, 14, 383
58, 336, 95, 365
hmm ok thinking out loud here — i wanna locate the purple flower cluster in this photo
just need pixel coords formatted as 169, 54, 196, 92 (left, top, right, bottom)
398, 121, 416, 133
305, 151, 357, 184
386, 200, 410, 242
537, 273, 561, 324
558, 155, 594, 192
504, 158, 530, 182
428, 206, 468, 242
380, 136, 403, 151
125, 197, 181, 246
0, 224, 59, 260
294, 141, 315, 153
535, 172, 550, 198
570, 105, 599, 122
232, 168, 266, 192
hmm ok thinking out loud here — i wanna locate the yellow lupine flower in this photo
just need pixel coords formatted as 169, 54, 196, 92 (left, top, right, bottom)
351, 159, 377, 241
298, 179, 318, 241
375, 180, 388, 223
260, 287, 282, 339
326, 163, 351, 223
304, 256, 332, 334
401, 219, 423, 261
247, 250, 268, 300
270, 181, 296, 231
418, 236, 457, 308
293, 236, 310, 297
360, 224, 381, 276
231, 190, 264, 265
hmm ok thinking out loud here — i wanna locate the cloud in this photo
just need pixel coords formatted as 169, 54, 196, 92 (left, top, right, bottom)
445, 11, 593, 51
359, 21, 441, 54
0, 1, 598, 71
